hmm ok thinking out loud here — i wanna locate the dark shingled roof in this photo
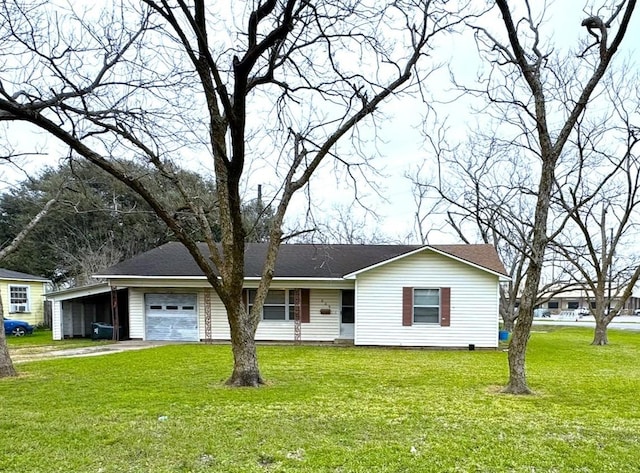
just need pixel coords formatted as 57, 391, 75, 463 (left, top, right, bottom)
97, 242, 508, 279
0, 268, 49, 281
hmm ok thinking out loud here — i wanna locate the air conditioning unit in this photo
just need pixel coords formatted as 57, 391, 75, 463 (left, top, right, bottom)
11, 305, 27, 313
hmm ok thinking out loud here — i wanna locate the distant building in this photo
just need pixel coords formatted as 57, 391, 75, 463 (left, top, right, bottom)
514, 285, 640, 315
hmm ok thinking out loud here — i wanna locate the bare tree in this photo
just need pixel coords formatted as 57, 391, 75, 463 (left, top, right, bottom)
469, 0, 637, 394
0, 1, 470, 386
551, 78, 640, 345
408, 135, 539, 331
290, 203, 391, 244
0, 196, 56, 378
407, 164, 449, 246
242, 185, 276, 243
414, 60, 640, 343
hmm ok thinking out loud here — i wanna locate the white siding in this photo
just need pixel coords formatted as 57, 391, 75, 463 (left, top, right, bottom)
254, 288, 340, 341
52, 301, 62, 340
354, 250, 500, 348
128, 288, 145, 339
207, 289, 230, 340
117, 259, 499, 348
199, 287, 342, 342
129, 282, 342, 342
303, 288, 341, 341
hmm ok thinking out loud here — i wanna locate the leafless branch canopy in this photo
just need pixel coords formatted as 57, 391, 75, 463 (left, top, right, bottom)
0, 0, 472, 384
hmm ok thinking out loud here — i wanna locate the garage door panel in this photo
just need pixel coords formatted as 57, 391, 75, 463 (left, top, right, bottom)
146, 294, 196, 309
145, 294, 198, 342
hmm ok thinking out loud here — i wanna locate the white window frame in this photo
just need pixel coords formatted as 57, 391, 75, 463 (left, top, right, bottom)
413, 288, 440, 324
248, 289, 294, 321
9, 284, 31, 313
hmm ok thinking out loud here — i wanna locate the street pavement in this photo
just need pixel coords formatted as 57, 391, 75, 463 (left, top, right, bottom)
533, 315, 640, 331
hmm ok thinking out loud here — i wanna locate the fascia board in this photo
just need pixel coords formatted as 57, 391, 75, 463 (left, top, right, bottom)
0, 277, 51, 283
97, 275, 347, 282
45, 283, 113, 301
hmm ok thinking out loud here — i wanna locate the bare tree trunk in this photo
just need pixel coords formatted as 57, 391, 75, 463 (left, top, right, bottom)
504, 290, 537, 395
502, 318, 515, 332
502, 153, 555, 395
592, 318, 610, 345
226, 302, 263, 387
505, 331, 529, 393
0, 294, 18, 378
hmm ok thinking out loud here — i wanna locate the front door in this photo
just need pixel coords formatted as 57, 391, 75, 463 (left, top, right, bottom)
340, 289, 355, 339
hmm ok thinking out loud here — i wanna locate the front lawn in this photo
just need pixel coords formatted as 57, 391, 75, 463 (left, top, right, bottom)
0, 327, 638, 472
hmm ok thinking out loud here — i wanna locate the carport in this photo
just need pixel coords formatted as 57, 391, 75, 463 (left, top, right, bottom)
47, 284, 129, 340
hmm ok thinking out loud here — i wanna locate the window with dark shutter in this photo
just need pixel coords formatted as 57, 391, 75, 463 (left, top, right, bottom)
404, 287, 451, 326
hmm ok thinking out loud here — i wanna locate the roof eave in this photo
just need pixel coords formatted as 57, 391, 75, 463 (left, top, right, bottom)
0, 277, 50, 283
94, 275, 208, 280
97, 274, 348, 282
45, 283, 113, 300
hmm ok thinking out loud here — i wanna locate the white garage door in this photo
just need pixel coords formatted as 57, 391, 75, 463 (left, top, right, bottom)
145, 294, 198, 342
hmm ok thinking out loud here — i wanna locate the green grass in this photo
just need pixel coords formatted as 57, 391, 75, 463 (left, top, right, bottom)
6, 329, 112, 349
6, 330, 113, 361
1, 327, 639, 472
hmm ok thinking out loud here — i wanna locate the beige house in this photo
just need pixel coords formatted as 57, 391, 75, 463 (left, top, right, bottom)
0, 269, 49, 326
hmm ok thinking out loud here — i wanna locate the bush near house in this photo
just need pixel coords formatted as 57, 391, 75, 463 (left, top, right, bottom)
0, 327, 638, 472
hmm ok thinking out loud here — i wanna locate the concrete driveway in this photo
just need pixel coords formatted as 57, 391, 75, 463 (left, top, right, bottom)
10, 340, 167, 363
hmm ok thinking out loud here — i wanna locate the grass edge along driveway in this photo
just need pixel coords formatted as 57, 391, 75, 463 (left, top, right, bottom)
1, 327, 638, 472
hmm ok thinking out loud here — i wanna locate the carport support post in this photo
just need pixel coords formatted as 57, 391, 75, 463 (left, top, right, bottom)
111, 287, 119, 341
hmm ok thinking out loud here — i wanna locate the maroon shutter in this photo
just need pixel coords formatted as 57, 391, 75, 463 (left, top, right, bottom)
402, 287, 413, 326
440, 287, 451, 327
300, 288, 310, 323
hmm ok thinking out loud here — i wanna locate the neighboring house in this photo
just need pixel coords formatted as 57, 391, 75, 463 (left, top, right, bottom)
0, 268, 50, 326
48, 242, 509, 348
